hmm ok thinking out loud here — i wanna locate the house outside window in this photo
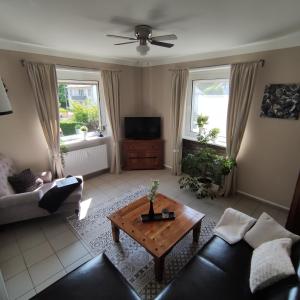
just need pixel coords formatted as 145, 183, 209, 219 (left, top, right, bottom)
56, 68, 106, 144
184, 66, 231, 147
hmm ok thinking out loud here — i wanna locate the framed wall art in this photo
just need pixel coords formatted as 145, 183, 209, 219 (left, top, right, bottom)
260, 84, 300, 119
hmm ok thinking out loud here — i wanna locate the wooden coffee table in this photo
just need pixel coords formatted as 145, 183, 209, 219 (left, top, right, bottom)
107, 193, 205, 281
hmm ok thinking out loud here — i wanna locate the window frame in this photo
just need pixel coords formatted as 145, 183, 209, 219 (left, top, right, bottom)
56, 68, 107, 146
183, 65, 231, 148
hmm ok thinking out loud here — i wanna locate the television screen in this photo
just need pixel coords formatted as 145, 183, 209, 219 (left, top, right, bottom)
124, 117, 161, 139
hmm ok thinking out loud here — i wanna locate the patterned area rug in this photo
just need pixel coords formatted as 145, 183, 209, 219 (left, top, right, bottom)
67, 186, 215, 300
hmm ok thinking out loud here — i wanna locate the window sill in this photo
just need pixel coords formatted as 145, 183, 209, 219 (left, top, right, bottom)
62, 135, 111, 152
182, 136, 226, 150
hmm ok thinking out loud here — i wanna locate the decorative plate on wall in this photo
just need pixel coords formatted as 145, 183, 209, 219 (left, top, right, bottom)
260, 84, 300, 119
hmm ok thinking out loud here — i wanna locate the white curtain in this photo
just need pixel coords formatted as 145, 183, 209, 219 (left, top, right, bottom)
25, 62, 64, 178
102, 70, 121, 174
223, 61, 260, 196
170, 69, 189, 175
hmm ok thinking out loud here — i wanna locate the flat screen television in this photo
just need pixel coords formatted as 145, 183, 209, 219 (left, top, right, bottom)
124, 117, 161, 139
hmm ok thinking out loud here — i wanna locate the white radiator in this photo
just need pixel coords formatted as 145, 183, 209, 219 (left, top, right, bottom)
64, 144, 108, 176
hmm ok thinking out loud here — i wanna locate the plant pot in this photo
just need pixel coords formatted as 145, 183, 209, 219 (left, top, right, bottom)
75, 129, 81, 135
82, 131, 87, 140
200, 177, 212, 185
211, 183, 219, 193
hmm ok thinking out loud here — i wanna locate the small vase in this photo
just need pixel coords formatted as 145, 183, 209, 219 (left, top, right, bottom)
148, 201, 154, 218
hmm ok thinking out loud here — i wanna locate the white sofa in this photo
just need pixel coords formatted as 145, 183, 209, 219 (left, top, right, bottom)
0, 154, 83, 225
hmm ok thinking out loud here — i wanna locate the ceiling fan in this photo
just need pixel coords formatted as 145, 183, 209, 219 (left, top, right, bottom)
106, 25, 177, 55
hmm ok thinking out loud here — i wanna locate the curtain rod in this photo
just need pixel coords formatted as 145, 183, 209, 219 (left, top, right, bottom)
168, 59, 265, 71
20, 60, 122, 72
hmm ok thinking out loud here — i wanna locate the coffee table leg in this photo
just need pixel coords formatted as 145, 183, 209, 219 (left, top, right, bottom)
193, 221, 201, 243
111, 223, 120, 242
154, 256, 165, 282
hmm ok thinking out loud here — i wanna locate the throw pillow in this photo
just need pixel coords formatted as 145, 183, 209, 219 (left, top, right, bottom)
38, 171, 52, 183
0, 154, 15, 197
8, 169, 42, 194
214, 208, 256, 244
244, 212, 300, 248
249, 238, 295, 293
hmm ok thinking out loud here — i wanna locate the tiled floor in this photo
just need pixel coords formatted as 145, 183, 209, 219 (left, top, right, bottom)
0, 169, 288, 300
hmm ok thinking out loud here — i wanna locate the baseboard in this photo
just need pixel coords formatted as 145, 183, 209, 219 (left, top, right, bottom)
164, 164, 172, 170
237, 190, 289, 211
83, 168, 110, 179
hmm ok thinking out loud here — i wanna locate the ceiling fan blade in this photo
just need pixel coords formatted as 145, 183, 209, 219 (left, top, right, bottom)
114, 41, 138, 45
106, 34, 136, 41
151, 34, 177, 41
150, 40, 174, 48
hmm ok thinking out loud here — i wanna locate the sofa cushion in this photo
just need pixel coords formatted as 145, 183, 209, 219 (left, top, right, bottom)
199, 236, 252, 278
250, 238, 295, 293
244, 212, 300, 248
0, 190, 43, 208
0, 154, 15, 197
255, 241, 300, 300
155, 256, 243, 300
31, 253, 139, 300
255, 276, 300, 300
8, 169, 42, 193
214, 208, 256, 244
38, 171, 52, 183
198, 236, 253, 298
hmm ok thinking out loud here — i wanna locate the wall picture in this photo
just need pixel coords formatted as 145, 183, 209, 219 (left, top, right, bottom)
260, 84, 300, 119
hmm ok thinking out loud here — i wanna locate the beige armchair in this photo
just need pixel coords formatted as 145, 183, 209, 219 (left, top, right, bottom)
0, 154, 83, 225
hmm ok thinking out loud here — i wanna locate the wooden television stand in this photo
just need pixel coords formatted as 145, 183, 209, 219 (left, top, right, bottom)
122, 139, 164, 170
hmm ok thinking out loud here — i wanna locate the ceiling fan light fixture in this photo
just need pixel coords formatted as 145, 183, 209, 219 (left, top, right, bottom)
107, 24, 177, 53
136, 44, 150, 56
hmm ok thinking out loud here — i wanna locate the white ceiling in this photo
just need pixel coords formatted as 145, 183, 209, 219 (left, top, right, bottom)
1, 0, 300, 66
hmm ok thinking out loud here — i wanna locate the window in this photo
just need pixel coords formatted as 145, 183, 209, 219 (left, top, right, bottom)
78, 88, 85, 97
184, 66, 230, 147
56, 68, 106, 144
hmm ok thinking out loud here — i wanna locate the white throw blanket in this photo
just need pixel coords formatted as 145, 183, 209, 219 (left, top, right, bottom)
214, 208, 256, 244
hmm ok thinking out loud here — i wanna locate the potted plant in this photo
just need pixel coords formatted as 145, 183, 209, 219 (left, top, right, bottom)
60, 144, 68, 167
147, 180, 160, 218
80, 125, 88, 140
179, 115, 236, 199
97, 125, 106, 137
75, 124, 81, 135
